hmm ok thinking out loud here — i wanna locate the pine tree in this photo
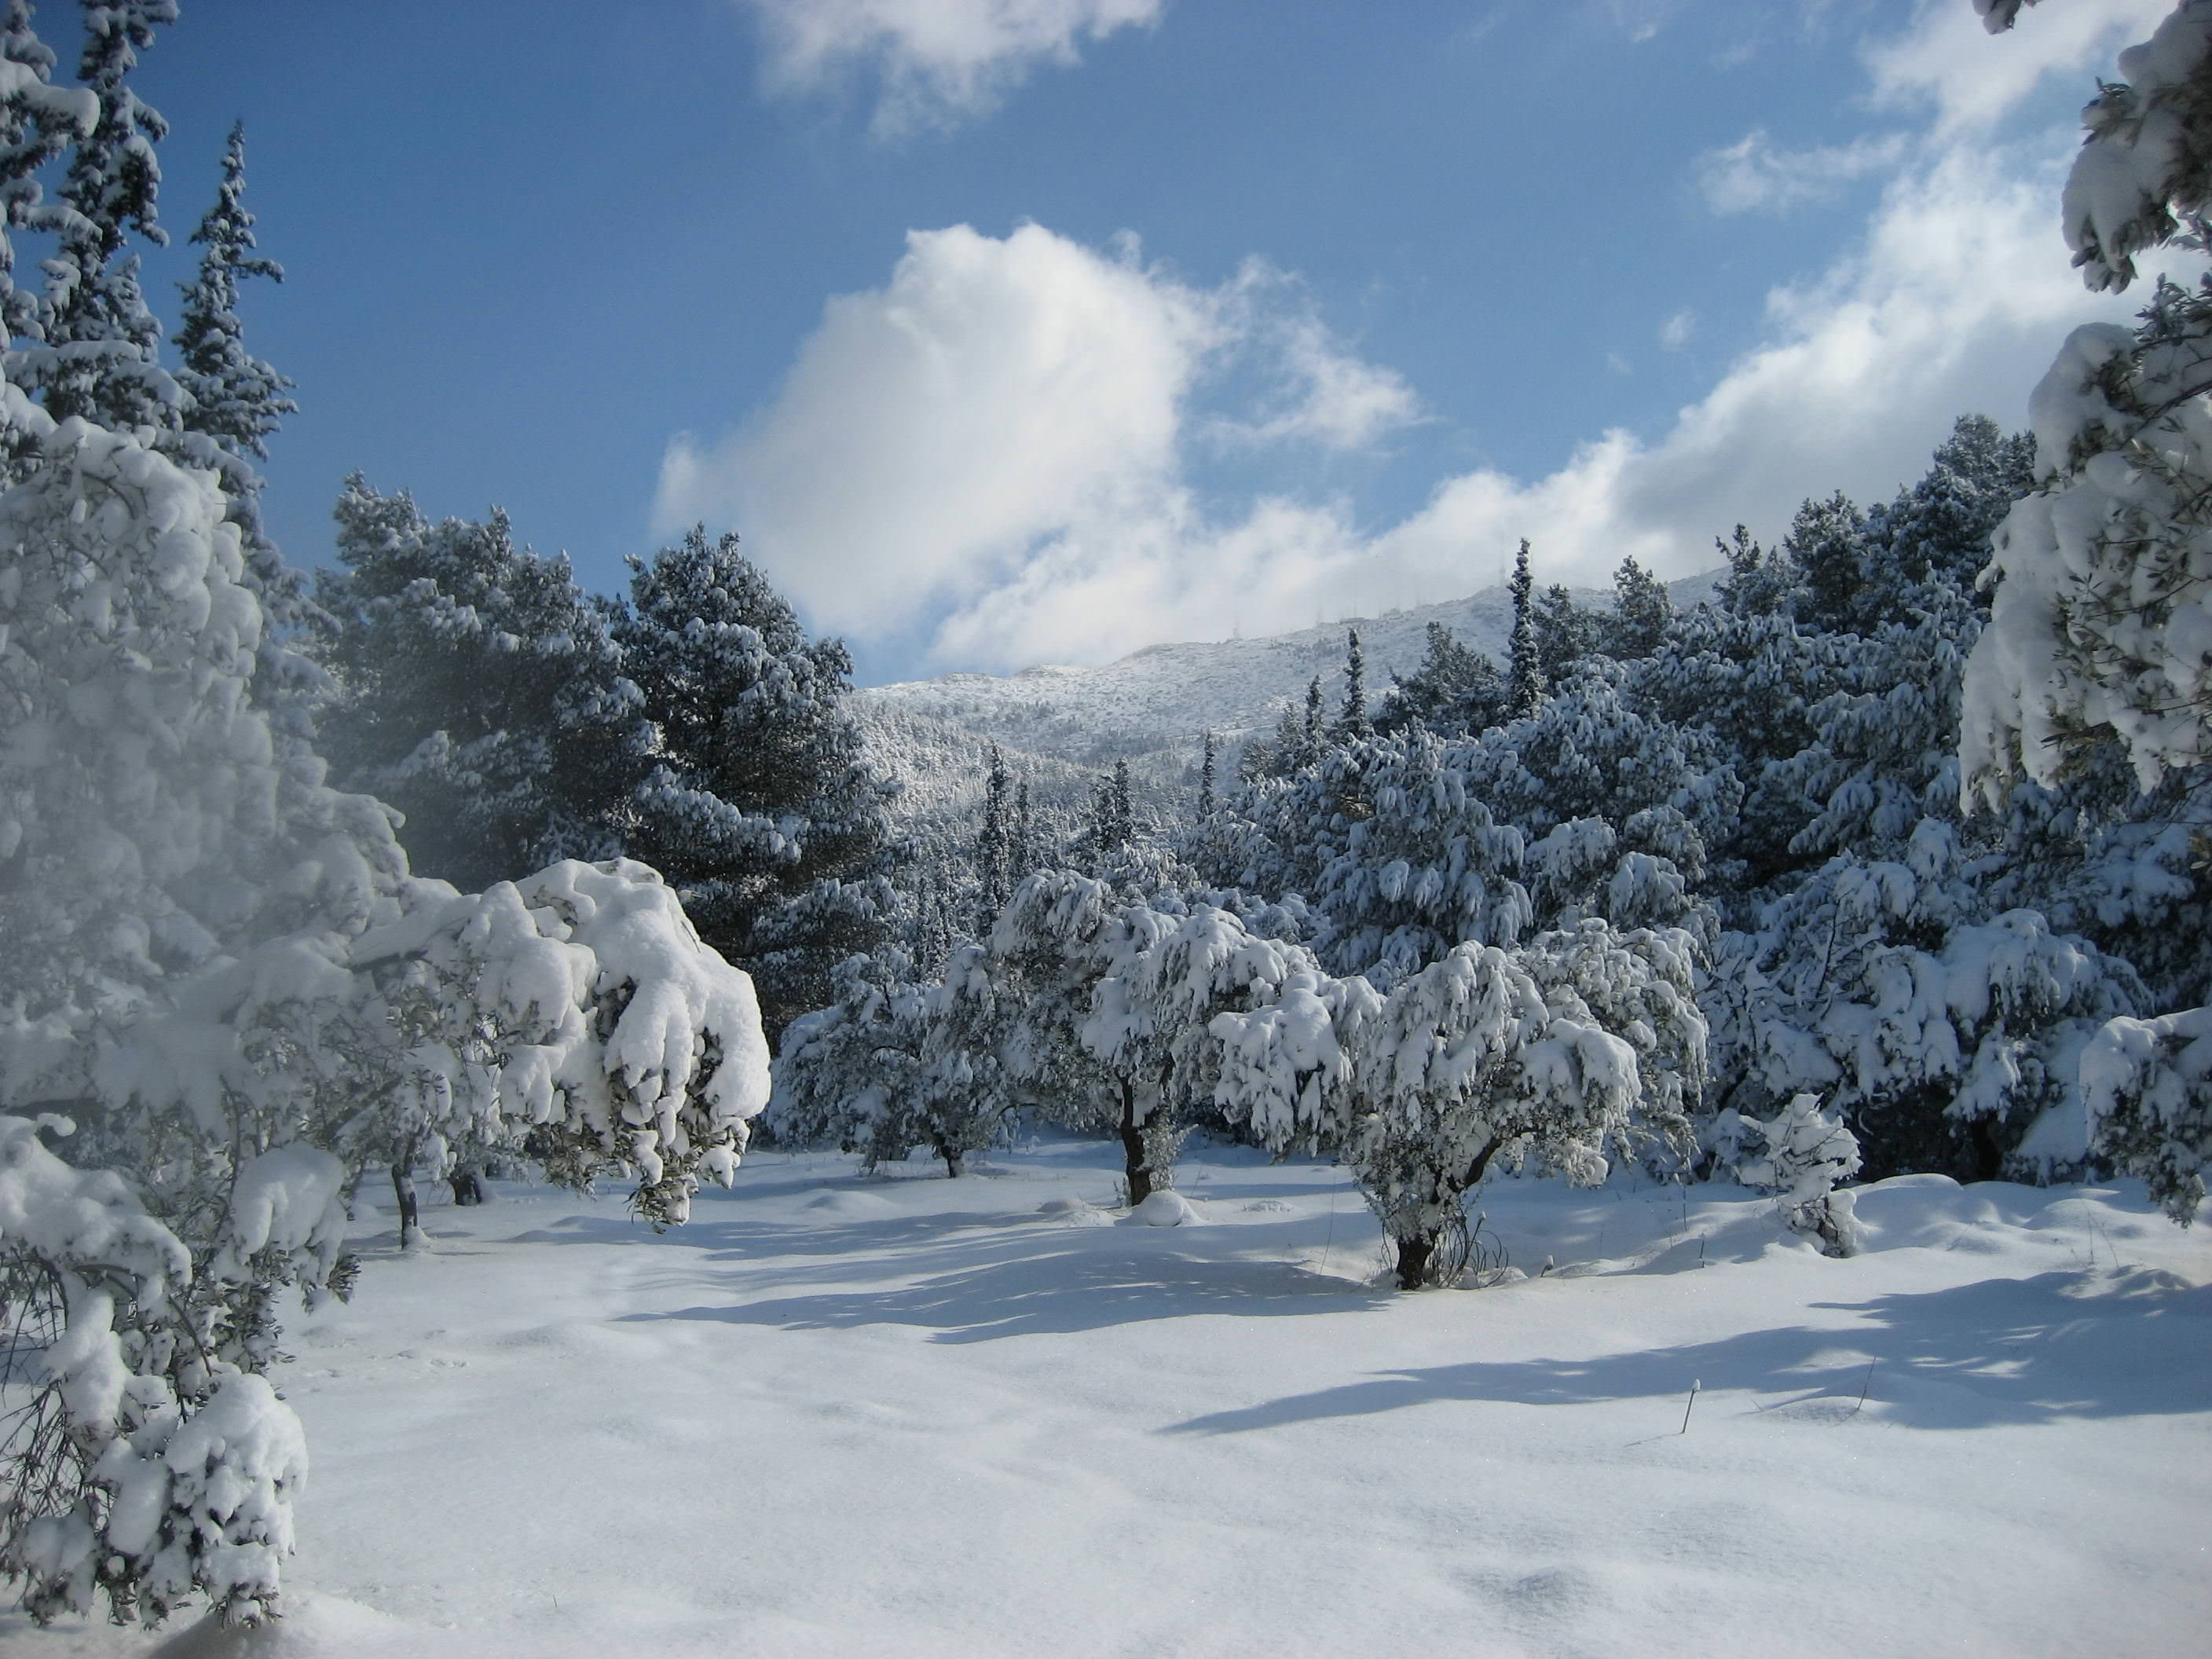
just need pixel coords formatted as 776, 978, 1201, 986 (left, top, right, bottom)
1714, 524, 1793, 617
1338, 628, 1369, 738
977, 742, 1012, 917
172, 122, 294, 466
1785, 491, 1870, 636
22, 0, 181, 431
1534, 582, 1591, 686
1507, 538, 1544, 718
1304, 673, 1325, 760
1011, 775, 1035, 885
312, 478, 650, 890
0, 1, 91, 356
615, 526, 895, 1040
1606, 555, 1673, 658
1379, 621, 1506, 738
1196, 731, 1217, 820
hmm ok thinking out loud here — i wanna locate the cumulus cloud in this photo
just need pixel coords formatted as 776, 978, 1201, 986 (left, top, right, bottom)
657, 223, 1214, 643
744, 0, 1163, 133
663, 5, 2159, 675
1694, 129, 1910, 215
1659, 309, 1695, 350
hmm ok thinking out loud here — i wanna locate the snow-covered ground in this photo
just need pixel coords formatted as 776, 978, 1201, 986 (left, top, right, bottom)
15, 1135, 2207, 1658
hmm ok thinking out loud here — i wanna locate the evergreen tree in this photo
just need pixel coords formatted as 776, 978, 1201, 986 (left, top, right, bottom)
21, 0, 181, 431
1534, 582, 1591, 686
615, 525, 895, 1041
1714, 524, 1792, 617
1196, 731, 1217, 820
1507, 538, 1544, 717
1785, 491, 1871, 636
977, 742, 1012, 917
0, 1, 92, 354
1379, 621, 1507, 738
1011, 775, 1035, 884
172, 122, 294, 466
311, 478, 650, 891
1604, 555, 1673, 658
1304, 673, 1325, 757
1338, 628, 1370, 738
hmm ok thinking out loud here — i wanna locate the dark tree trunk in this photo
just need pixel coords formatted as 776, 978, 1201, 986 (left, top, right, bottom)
390, 1158, 420, 1243
1117, 1079, 1154, 1207
1393, 1233, 1434, 1291
1395, 1136, 1503, 1292
448, 1165, 485, 1206
939, 1141, 964, 1179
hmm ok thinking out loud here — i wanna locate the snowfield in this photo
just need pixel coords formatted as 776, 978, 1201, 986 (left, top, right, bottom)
13, 1136, 2207, 1659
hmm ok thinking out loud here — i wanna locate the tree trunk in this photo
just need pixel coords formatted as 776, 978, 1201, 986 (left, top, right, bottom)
390, 1157, 421, 1247
939, 1141, 963, 1179
1393, 1232, 1435, 1291
1117, 1080, 1153, 1207
448, 1165, 485, 1206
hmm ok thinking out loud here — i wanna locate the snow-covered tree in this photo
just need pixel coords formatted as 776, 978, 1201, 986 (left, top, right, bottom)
1959, 0, 2212, 1221
171, 123, 294, 471
771, 943, 1013, 1178
1507, 538, 1544, 717
1705, 1093, 1864, 1256
0, 2, 94, 354
1534, 582, 1594, 688
616, 526, 895, 1041
15, 1, 181, 433
1710, 820, 2144, 1181
311, 478, 650, 891
977, 742, 1012, 917
1601, 556, 1672, 659
0, 372, 771, 1624
1338, 628, 1369, 738
1377, 620, 1506, 738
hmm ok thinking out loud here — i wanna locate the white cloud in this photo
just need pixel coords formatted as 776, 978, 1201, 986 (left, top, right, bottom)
1862, 0, 2169, 138
1606, 352, 1634, 376
656, 223, 1214, 644
1694, 129, 1909, 215
744, 0, 1163, 133
1659, 309, 1695, 350
664, 5, 2160, 676
1207, 262, 1425, 452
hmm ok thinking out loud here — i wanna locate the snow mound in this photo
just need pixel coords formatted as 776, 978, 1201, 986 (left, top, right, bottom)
1243, 1198, 1291, 1213
1119, 1191, 1203, 1227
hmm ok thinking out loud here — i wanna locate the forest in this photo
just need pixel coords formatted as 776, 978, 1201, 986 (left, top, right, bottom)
0, 0, 2207, 1646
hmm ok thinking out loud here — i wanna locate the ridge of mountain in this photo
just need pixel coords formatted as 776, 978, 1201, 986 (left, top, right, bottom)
851, 570, 1723, 833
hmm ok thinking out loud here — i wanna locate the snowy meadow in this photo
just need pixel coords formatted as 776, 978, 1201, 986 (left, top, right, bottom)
8, 2, 2212, 1654
11, 1137, 2207, 1659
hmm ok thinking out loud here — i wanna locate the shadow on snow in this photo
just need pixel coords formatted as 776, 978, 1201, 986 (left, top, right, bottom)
1163, 1267, 2212, 1435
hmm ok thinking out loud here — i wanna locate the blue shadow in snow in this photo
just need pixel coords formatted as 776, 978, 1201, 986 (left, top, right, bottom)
1163, 1269, 2212, 1435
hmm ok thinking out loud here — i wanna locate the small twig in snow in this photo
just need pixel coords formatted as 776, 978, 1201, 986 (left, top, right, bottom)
1680, 1378, 1701, 1434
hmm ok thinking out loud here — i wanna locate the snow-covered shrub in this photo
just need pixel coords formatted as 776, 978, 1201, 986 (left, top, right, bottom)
1707, 1093, 1863, 1257
1212, 921, 1701, 1290
1, 1116, 309, 1629
2080, 1006, 2212, 1222
355, 859, 771, 1228
771, 946, 1014, 1177
1711, 820, 2144, 1182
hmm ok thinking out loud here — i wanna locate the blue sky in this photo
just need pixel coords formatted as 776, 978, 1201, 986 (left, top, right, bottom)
120, 0, 2168, 683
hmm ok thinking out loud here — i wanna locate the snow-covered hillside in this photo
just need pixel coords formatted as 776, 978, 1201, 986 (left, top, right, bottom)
25, 1138, 2207, 1657
854, 573, 1720, 834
